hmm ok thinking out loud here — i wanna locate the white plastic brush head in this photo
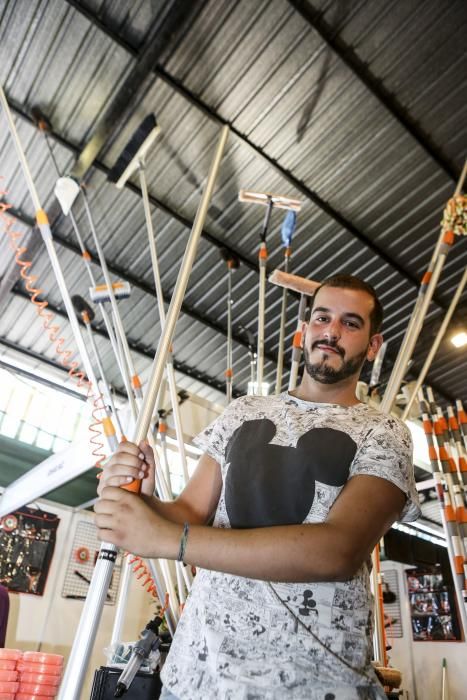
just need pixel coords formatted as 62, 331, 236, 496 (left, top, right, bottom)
90, 281, 132, 304
54, 176, 81, 216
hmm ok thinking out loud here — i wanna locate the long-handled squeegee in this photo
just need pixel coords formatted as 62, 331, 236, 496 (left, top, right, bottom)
239, 190, 301, 394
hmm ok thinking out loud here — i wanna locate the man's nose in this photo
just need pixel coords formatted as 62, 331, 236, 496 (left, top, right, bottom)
322, 322, 340, 341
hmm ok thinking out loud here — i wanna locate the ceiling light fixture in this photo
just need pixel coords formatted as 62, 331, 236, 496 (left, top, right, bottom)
451, 331, 467, 348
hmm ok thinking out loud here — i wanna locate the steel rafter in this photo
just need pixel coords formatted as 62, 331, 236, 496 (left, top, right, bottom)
287, 0, 459, 183
63, 0, 453, 304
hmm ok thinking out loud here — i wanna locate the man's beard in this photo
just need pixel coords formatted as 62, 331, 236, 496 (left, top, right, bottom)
303, 341, 368, 384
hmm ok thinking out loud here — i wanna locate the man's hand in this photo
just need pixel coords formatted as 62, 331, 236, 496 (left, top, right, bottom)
98, 440, 156, 497
94, 486, 181, 558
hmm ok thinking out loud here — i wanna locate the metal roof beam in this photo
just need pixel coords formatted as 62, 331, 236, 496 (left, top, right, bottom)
63, 0, 453, 303
287, 0, 458, 183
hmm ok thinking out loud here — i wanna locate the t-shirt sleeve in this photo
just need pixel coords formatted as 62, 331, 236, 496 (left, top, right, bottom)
193, 398, 244, 464
350, 415, 421, 522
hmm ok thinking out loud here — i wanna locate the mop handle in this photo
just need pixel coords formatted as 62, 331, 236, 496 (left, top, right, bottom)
275, 249, 291, 394
133, 126, 230, 444
226, 266, 233, 403
139, 165, 190, 483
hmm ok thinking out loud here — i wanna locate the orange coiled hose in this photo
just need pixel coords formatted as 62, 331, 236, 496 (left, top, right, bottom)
0, 194, 106, 469
123, 552, 170, 614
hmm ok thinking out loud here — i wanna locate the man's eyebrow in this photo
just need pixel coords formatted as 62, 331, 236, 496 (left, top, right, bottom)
311, 307, 365, 325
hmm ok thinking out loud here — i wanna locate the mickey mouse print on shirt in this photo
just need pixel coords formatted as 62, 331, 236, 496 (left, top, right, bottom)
224, 418, 357, 528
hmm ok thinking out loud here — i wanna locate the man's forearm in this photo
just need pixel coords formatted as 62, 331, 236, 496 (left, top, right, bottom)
176, 522, 357, 583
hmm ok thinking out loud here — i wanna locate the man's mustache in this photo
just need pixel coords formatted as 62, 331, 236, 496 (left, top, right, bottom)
312, 339, 345, 358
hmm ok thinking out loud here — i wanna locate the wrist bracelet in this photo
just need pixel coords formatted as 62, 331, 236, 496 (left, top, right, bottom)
177, 522, 190, 563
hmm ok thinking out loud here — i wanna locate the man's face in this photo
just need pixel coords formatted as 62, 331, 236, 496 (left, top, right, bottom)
302, 286, 382, 385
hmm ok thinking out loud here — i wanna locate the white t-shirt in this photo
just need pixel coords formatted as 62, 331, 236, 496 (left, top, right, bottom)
161, 393, 420, 699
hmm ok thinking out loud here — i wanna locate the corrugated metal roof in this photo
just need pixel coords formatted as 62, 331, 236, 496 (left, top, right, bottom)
0, 0, 466, 417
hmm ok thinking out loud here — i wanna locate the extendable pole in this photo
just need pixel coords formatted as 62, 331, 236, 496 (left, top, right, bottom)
139, 164, 190, 484
58, 125, 229, 700
36, 123, 126, 388
81, 190, 143, 403
257, 198, 272, 393
288, 294, 307, 391
275, 248, 290, 394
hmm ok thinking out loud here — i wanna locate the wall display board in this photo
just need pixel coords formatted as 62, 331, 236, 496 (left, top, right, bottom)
62, 520, 122, 604
382, 568, 403, 638
406, 565, 461, 641
0, 505, 59, 595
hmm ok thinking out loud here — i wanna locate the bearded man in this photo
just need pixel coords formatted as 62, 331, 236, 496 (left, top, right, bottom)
95, 274, 420, 700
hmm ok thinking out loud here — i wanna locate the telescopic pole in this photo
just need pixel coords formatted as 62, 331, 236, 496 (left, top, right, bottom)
57, 125, 229, 700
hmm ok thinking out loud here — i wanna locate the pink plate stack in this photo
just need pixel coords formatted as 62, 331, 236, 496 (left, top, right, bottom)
0, 650, 64, 700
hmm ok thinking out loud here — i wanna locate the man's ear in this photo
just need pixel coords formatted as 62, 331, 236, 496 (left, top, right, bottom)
367, 333, 384, 362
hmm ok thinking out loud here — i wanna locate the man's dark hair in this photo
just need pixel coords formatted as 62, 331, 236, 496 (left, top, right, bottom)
311, 274, 383, 336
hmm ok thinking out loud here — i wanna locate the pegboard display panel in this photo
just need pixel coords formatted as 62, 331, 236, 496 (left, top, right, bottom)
382, 568, 403, 638
0, 506, 59, 595
62, 520, 122, 604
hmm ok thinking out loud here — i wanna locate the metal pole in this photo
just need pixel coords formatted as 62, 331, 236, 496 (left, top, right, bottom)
402, 267, 467, 420
275, 250, 290, 394
257, 199, 273, 392
139, 164, 190, 484
84, 321, 123, 438
288, 294, 307, 391
226, 266, 233, 403
38, 125, 125, 386
58, 125, 229, 700
81, 189, 143, 401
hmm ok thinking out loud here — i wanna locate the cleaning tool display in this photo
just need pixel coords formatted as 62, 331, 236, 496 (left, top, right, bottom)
239, 190, 301, 394
275, 210, 298, 394
219, 248, 240, 403
58, 125, 229, 700
0, 86, 118, 461
419, 388, 467, 635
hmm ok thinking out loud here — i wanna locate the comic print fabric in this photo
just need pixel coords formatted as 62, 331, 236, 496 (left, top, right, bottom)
161, 392, 421, 699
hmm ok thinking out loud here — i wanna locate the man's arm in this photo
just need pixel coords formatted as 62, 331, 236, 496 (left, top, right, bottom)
151, 452, 222, 525
95, 473, 405, 582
